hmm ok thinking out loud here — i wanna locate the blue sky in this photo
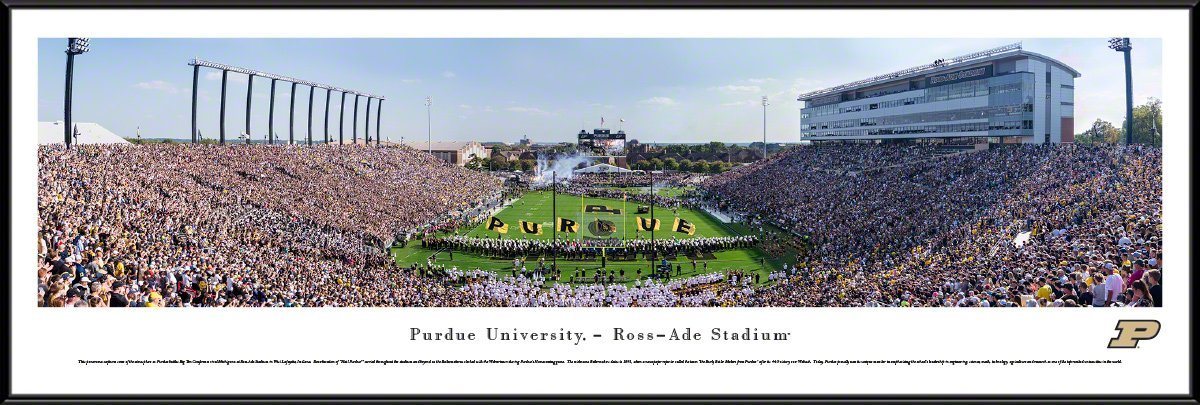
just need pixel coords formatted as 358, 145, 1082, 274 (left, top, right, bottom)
38, 38, 1162, 144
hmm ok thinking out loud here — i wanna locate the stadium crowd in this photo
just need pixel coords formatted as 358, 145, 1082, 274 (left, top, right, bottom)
37, 142, 1163, 308
38, 144, 501, 307
703, 144, 1163, 307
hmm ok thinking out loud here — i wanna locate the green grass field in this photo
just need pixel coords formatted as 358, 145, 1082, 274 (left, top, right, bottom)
466, 190, 724, 240
390, 188, 786, 286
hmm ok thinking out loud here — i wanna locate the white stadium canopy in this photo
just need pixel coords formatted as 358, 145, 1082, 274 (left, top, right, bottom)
39, 121, 131, 145
573, 163, 631, 174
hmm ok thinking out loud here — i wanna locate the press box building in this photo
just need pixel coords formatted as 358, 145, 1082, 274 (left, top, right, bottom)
798, 43, 1080, 145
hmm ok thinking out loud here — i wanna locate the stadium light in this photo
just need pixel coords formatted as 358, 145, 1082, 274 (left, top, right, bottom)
63, 38, 91, 148
762, 96, 769, 161
1108, 38, 1134, 145
426, 96, 433, 154
67, 37, 90, 54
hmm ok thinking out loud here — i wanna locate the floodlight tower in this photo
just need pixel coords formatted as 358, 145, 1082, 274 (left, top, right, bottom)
426, 96, 433, 154
761, 95, 769, 160
64, 38, 90, 148
1109, 37, 1134, 145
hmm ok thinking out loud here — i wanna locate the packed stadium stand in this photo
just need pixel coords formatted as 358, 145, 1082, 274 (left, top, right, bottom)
38, 143, 1162, 308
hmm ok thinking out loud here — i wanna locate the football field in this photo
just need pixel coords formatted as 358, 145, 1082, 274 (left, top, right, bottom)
390, 189, 785, 286
466, 190, 731, 240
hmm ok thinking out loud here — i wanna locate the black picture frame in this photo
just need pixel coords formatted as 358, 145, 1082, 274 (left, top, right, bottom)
2, 1, 1196, 404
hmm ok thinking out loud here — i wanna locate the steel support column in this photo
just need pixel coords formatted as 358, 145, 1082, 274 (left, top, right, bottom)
324, 89, 331, 144
268, 79, 276, 144
245, 74, 254, 144
375, 99, 383, 145
339, 92, 346, 145
219, 70, 228, 144
365, 97, 373, 144
190, 64, 199, 143
289, 82, 296, 145
307, 86, 315, 146
1123, 50, 1134, 145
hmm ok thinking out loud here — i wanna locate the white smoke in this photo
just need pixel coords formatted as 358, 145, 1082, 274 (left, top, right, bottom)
531, 151, 591, 187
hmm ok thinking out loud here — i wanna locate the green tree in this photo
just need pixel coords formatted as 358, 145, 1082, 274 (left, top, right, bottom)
649, 158, 663, 170
519, 160, 535, 172
692, 160, 710, 173
465, 156, 485, 171
664, 144, 688, 155
663, 158, 679, 171
678, 159, 692, 172
1129, 97, 1163, 147
707, 141, 727, 154
1076, 119, 1122, 145
709, 161, 727, 174
494, 159, 511, 171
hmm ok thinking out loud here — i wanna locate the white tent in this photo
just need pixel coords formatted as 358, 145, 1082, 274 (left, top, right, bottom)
39, 121, 131, 145
573, 163, 631, 174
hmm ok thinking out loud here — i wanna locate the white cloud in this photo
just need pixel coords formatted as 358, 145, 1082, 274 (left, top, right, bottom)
442, 71, 457, 79
505, 106, 550, 115
459, 104, 473, 109
638, 97, 678, 106
789, 77, 825, 94
483, 106, 495, 112
133, 80, 179, 94
745, 78, 777, 84
720, 100, 757, 107
712, 85, 761, 93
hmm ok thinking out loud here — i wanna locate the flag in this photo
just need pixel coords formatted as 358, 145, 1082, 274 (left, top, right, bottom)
672, 218, 696, 236
486, 217, 509, 234
555, 217, 579, 233
637, 217, 661, 231
620, 119, 625, 123
519, 220, 543, 235
601, 117, 605, 127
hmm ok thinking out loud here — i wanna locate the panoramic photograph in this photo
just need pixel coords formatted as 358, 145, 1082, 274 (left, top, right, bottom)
35, 38, 1163, 308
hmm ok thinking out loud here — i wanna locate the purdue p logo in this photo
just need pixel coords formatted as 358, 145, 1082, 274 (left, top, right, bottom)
1108, 320, 1160, 349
